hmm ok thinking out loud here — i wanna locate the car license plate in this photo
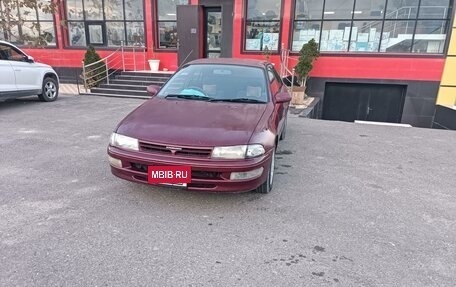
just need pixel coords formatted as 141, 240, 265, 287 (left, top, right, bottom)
148, 165, 191, 185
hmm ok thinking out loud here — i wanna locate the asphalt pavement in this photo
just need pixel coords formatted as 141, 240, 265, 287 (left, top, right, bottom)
1, 94, 455, 286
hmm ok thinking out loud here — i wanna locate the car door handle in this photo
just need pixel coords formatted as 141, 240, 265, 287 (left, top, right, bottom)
14, 69, 21, 72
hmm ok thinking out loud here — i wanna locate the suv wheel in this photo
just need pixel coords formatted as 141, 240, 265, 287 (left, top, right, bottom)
38, 77, 58, 102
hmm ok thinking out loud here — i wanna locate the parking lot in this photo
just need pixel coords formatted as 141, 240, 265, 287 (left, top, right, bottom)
1, 94, 455, 286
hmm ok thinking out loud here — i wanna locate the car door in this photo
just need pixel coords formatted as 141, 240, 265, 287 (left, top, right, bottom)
3, 43, 42, 92
0, 43, 17, 94
267, 65, 286, 134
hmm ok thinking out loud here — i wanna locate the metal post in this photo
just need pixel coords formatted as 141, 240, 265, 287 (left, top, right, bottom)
105, 59, 109, 84
291, 68, 295, 95
133, 47, 136, 71
143, 45, 146, 71
121, 41, 125, 72
82, 60, 87, 93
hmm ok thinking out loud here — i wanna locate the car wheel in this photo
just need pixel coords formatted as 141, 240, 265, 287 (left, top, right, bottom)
38, 77, 58, 102
280, 116, 287, 141
255, 148, 275, 194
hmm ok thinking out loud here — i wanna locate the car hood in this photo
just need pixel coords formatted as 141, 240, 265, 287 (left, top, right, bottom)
33, 62, 52, 69
116, 97, 268, 147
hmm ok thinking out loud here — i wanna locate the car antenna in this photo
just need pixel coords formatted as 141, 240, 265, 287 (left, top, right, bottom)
178, 50, 193, 70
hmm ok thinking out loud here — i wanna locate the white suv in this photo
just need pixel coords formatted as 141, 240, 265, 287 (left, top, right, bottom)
0, 40, 59, 102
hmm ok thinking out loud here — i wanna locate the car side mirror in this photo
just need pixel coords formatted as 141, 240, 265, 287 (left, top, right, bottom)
24, 55, 34, 63
146, 85, 160, 96
275, 91, 292, 103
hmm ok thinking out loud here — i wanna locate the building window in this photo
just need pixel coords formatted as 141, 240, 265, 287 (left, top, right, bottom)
66, 0, 145, 47
0, 0, 56, 46
291, 0, 452, 54
156, 0, 188, 49
244, 0, 282, 52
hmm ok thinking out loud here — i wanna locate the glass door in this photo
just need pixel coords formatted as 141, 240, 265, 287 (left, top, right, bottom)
204, 7, 222, 58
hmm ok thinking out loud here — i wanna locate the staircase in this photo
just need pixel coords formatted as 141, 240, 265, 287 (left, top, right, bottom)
82, 71, 173, 99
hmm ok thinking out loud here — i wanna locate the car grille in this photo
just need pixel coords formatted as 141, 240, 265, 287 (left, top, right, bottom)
139, 142, 212, 158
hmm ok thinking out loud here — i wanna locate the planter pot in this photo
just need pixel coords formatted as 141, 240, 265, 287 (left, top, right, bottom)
148, 59, 160, 71
289, 86, 306, 106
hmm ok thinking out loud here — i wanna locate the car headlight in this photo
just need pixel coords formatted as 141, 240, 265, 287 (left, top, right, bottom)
211, 144, 265, 159
109, 133, 139, 151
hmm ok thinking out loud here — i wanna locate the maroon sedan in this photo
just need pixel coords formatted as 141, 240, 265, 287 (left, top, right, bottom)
107, 58, 291, 193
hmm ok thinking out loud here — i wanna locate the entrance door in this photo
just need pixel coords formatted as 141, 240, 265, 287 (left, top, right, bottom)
177, 5, 203, 66
322, 83, 406, 123
177, 1, 233, 65
204, 7, 222, 58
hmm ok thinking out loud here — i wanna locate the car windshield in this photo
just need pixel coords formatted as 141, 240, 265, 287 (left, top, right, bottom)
157, 64, 268, 103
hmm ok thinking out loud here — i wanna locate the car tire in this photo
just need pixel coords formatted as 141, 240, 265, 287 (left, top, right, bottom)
38, 77, 59, 102
280, 116, 287, 141
255, 148, 275, 194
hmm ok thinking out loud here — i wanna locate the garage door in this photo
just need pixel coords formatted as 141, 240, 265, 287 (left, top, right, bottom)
322, 83, 406, 123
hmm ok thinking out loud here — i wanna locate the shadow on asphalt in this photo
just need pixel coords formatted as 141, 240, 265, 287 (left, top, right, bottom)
0, 97, 45, 110
117, 180, 268, 208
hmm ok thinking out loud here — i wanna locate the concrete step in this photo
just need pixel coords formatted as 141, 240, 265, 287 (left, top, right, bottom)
115, 75, 169, 82
80, 92, 150, 99
121, 71, 174, 78
90, 87, 150, 97
110, 79, 165, 86
99, 83, 147, 91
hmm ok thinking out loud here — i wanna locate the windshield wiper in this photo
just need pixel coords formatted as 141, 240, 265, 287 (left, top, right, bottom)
165, 94, 214, 101
211, 98, 266, 103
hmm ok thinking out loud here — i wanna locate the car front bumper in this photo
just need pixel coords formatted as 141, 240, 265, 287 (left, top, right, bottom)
107, 146, 272, 192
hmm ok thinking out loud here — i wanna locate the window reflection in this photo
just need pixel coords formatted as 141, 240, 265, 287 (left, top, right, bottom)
323, 0, 355, 19
349, 21, 382, 52
0, 0, 56, 46
320, 21, 350, 52
385, 0, 419, 19
295, 0, 323, 20
413, 20, 447, 53
126, 22, 144, 46
247, 0, 280, 20
353, 0, 386, 19
69, 22, 86, 46
245, 0, 282, 51
156, 0, 188, 49
104, 0, 124, 20
419, 0, 449, 19
66, 0, 145, 47
66, 0, 84, 20
84, 0, 103, 20
381, 20, 415, 53
107, 22, 125, 46
292, 21, 321, 51
291, 0, 452, 54
125, 0, 144, 20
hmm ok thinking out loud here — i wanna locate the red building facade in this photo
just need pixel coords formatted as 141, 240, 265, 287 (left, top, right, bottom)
4, 0, 454, 127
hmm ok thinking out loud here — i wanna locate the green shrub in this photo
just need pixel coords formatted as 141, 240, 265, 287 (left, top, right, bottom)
82, 46, 106, 88
294, 39, 320, 87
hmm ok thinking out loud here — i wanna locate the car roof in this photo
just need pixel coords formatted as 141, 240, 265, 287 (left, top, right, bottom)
185, 58, 269, 68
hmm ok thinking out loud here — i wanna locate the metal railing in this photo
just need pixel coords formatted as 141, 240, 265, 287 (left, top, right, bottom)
81, 41, 146, 92
280, 43, 300, 95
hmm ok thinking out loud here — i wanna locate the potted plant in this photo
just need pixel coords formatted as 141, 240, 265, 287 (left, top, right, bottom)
148, 48, 160, 71
292, 38, 320, 106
